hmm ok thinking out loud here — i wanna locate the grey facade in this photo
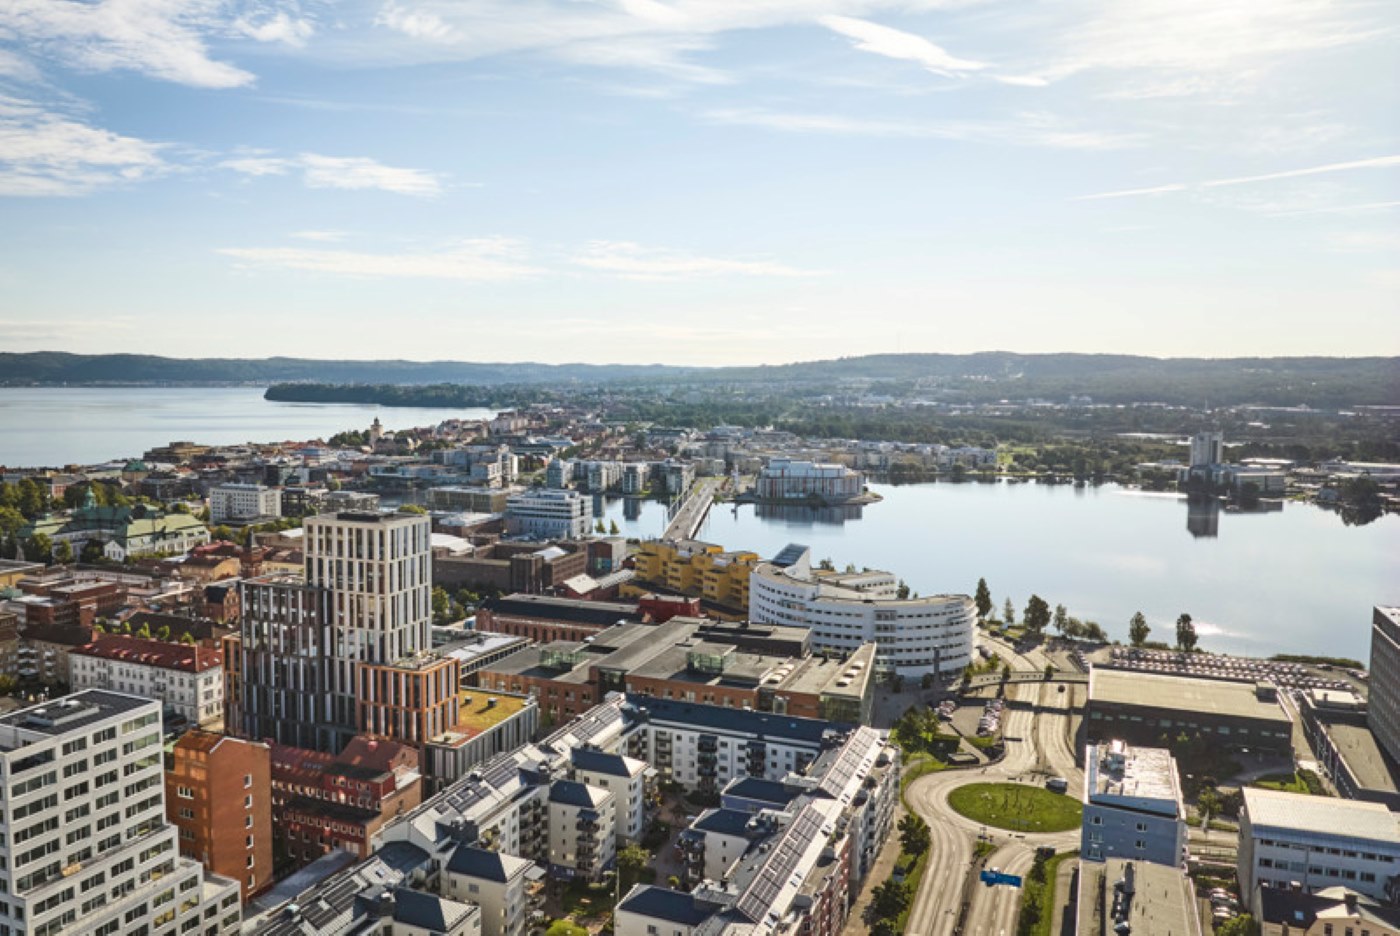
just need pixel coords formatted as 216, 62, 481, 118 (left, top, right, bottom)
1081, 741, 1187, 868
1368, 606, 1400, 767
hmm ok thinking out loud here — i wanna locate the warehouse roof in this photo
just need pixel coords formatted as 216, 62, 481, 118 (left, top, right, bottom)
1089, 667, 1291, 724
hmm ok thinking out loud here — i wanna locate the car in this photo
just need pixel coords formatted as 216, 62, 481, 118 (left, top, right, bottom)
1045, 777, 1069, 793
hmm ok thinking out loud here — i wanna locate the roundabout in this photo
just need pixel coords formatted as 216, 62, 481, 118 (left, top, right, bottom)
946, 782, 1082, 834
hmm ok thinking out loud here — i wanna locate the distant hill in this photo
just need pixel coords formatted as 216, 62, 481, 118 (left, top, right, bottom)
2, 351, 1395, 407
0, 352, 693, 386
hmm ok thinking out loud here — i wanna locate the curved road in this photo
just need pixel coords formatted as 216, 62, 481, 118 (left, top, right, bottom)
903, 680, 1085, 935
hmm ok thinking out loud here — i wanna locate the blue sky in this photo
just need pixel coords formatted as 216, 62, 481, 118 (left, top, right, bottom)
1, 0, 1397, 365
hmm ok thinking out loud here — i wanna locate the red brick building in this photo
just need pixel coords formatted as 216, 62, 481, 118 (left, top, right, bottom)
165, 730, 274, 900
269, 736, 423, 868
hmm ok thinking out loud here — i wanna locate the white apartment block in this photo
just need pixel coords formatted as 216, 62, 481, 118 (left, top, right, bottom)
570, 747, 647, 842
504, 490, 592, 541
1239, 787, 1400, 909
547, 780, 616, 879
755, 458, 863, 501
0, 691, 242, 936
70, 637, 224, 727
443, 846, 533, 936
749, 546, 974, 678
624, 695, 832, 793
209, 483, 281, 523
1081, 740, 1187, 867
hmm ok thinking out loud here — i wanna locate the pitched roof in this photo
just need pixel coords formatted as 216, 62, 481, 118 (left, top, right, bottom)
549, 779, 609, 809
618, 885, 718, 927
391, 888, 475, 933
571, 747, 645, 778
71, 634, 221, 673
445, 844, 530, 883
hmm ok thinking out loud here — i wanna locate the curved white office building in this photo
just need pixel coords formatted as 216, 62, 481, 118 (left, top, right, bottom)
748, 544, 975, 679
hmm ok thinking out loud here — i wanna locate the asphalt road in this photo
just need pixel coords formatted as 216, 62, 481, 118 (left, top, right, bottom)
903, 680, 1085, 936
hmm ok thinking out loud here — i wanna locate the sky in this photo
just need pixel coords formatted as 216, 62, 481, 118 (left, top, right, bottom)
0, 0, 1397, 366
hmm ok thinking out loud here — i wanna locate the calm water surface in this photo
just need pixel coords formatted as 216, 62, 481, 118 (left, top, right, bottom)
2, 389, 1392, 661
597, 482, 1399, 662
0, 387, 494, 467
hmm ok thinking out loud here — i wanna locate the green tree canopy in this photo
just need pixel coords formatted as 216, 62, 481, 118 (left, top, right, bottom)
1176, 613, 1198, 652
1129, 612, 1150, 647
1023, 595, 1051, 636
974, 578, 992, 619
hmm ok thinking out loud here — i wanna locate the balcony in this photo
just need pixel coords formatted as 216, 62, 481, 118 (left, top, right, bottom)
697, 737, 718, 753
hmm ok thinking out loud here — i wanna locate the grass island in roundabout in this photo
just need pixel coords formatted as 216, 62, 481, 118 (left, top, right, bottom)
946, 782, 1083, 834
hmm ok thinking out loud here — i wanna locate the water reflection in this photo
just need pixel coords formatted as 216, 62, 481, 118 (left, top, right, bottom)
1186, 495, 1285, 538
753, 502, 865, 525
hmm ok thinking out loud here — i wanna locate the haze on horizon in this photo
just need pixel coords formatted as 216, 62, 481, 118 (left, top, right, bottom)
1, 0, 1397, 366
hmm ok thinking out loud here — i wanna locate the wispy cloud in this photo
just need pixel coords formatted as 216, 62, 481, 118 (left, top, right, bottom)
0, 0, 255, 88
222, 152, 444, 196
819, 15, 987, 78
703, 107, 1140, 151
0, 97, 168, 196
1075, 155, 1400, 201
218, 237, 537, 280
234, 10, 314, 48
571, 241, 812, 280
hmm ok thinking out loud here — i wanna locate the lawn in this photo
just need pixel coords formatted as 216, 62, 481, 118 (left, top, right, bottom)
947, 783, 1082, 833
1253, 770, 1326, 796
900, 752, 947, 808
1018, 850, 1078, 936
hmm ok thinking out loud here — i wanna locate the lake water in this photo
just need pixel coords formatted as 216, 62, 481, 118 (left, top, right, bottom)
0, 388, 495, 468
596, 483, 1399, 662
2, 388, 1393, 661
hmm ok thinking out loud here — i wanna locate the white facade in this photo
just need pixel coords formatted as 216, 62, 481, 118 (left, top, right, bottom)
209, 483, 282, 522
504, 490, 592, 540
755, 458, 863, 501
571, 749, 648, 843
443, 846, 532, 936
1239, 787, 1400, 907
547, 781, 616, 879
70, 642, 224, 726
1190, 431, 1224, 468
748, 547, 975, 678
0, 691, 242, 936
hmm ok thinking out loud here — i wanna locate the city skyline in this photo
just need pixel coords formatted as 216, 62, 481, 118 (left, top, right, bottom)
1, 0, 1397, 363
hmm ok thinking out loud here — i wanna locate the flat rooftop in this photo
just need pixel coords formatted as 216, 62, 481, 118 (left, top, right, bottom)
448, 692, 532, 739
1243, 787, 1400, 843
1090, 667, 1291, 724
1088, 742, 1182, 809
1322, 720, 1400, 794
1077, 860, 1198, 936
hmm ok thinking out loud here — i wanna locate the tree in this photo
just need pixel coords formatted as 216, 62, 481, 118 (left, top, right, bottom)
1023, 595, 1051, 636
974, 578, 992, 619
617, 843, 649, 889
1053, 604, 1068, 636
896, 579, 910, 600
1176, 613, 1198, 652
80, 540, 106, 564
136, 624, 152, 639
898, 813, 930, 856
1129, 612, 1150, 647
0, 505, 25, 536
179, 632, 196, 645
608, 519, 620, 535
870, 879, 910, 920
399, 504, 427, 515
1215, 915, 1259, 936
24, 533, 52, 564
594, 518, 606, 534
818, 557, 835, 571
1003, 598, 1015, 626
52, 541, 73, 565
156, 625, 172, 641
432, 586, 453, 625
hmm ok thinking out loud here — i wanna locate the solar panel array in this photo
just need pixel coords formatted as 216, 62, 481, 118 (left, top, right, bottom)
816, 727, 880, 804
734, 804, 830, 923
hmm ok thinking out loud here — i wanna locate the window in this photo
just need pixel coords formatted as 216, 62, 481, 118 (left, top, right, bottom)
176, 786, 193, 799
243, 774, 253, 788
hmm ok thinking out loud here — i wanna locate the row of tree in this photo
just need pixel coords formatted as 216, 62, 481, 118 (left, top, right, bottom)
976, 577, 1200, 651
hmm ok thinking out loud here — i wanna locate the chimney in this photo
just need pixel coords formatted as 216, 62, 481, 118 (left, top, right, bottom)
1344, 891, 1358, 914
